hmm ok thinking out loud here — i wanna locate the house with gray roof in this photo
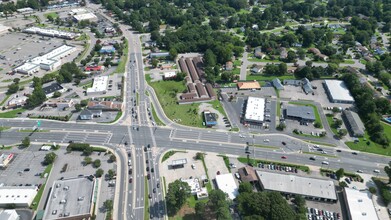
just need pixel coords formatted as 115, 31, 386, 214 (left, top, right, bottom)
285, 105, 316, 122
272, 78, 284, 90
79, 109, 102, 120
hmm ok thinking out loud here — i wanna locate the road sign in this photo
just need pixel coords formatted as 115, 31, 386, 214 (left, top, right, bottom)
37, 120, 41, 127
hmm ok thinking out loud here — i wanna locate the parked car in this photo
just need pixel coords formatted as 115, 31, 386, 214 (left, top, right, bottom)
235, 172, 240, 179
129, 178, 132, 183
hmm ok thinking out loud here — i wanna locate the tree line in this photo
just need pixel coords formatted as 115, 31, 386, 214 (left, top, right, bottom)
341, 73, 391, 146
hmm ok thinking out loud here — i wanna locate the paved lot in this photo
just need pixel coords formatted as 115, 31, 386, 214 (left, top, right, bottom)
203, 152, 229, 181
160, 151, 205, 185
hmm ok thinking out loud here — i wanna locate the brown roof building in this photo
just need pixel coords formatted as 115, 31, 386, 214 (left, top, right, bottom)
238, 166, 258, 184
87, 101, 124, 111
187, 83, 196, 93
196, 83, 208, 98
237, 81, 261, 90
205, 83, 216, 99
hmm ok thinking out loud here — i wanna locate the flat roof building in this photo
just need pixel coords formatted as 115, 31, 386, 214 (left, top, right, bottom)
343, 188, 378, 220
215, 174, 238, 200
324, 80, 355, 104
342, 110, 365, 137
285, 105, 316, 122
0, 209, 19, 220
23, 27, 80, 39
203, 111, 217, 127
43, 177, 96, 220
43, 83, 66, 98
87, 76, 109, 95
256, 171, 337, 202
0, 187, 37, 207
244, 97, 265, 124
73, 13, 98, 22
171, 159, 187, 168
0, 153, 14, 168
237, 81, 261, 90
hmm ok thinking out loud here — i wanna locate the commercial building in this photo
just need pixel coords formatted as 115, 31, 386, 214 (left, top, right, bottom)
237, 81, 261, 90
0, 209, 20, 220
87, 76, 108, 95
342, 110, 365, 137
302, 78, 314, 94
163, 72, 177, 80
16, 7, 33, 14
244, 97, 265, 124
203, 111, 217, 127
43, 177, 96, 220
256, 171, 337, 202
44, 99, 74, 110
78, 109, 102, 120
87, 101, 124, 111
43, 83, 66, 98
285, 105, 316, 122
23, 27, 80, 39
99, 46, 116, 54
215, 174, 238, 200
323, 80, 355, 104
170, 159, 187, 169
14, 45, 78, 75
73, 13, 98, 22
237, 166, 258, 184
0, 153, 14, 168
343, 188, 378, 220
7, 95, 28, 109
0, 187, 38, 207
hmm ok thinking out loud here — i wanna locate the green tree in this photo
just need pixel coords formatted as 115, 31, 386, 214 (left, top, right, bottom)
13, 78, 20, 84
339, 181, 348, 187
95, 168, 104, 177
384, 161, 391, 183
209, 189, 232, 220
369, 187, 377, 194
276, 123, 286, 131
151, 58, 159, 68
108, 169, 116, 180
93, 159, 101, 168
103, 199, 113, 211
84, 156, 92, 165
238, 182, 253, 194
83, 146, 93, 156
47, 14, 54, 22
314, 121, 322, 128
7, 83, 19, 95
195, 152, 204, 160
75, 103, 82, 112
166, 180, 191, 216
44, 152, 57, 165
52, 91, 61, 98
337, 129, 348, 138
335, 168, 345, 180
204, 49, 217, 67
195, 202, 206, 218
109, 154, 116, 162
169, 48, 178, 60
21, 137, 30, 148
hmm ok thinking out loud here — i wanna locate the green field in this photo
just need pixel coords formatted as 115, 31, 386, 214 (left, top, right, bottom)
0, 108, 25, 118
113, 39, 129, 74
288, 101, 323, 128
148, 80, 204, 127
326, 115, 338, 135
44, 12, 58, 19
346, 122, 391, 156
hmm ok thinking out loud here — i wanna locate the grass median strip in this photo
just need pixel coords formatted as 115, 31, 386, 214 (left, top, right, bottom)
304, 140, 336, 147
0, 108, 25, 118
32, 163, 53, 210
151, 103, 165, 126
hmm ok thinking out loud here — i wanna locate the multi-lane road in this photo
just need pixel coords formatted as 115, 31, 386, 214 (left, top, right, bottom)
0, 6, 390, 220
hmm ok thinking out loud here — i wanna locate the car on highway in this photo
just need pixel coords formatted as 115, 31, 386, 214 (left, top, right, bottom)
357, 170, 363, 173
281, 156, 287, 159
309, 157, 316, 161
24, 168, 30, 172
144, 146, 147, 152
264, 139, 270, 142
128, 169, 132, 174
148, 194, 152, 199
128, 160, 132, 166
374, 169, 380, 173
129, 178, 132, 183
157, 183, 160, 188
127, 152, 131, 157
151, 168, 154, 173
146, 159, 149, 164
336, 150, 342, 152
147, 144, 151, 148
191, 164, 195, 169
124, 141, 128, 145
147, 174, 150, 179
352, 152, 358, 155
321, 161, 329, 165
282, 142, 286, 145
146, 167, 149, 172
153, 188, 156, 193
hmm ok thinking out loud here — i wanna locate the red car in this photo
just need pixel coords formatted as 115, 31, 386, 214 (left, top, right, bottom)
129, 178, 132, 183
281, 156, 287, 159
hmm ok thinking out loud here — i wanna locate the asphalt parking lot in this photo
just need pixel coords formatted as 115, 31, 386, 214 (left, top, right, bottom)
0, 147, 47, 187
160, 151, 206, 185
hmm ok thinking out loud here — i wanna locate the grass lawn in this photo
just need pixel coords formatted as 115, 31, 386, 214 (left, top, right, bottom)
0, 108, 25, 118
151, 103, 165, 126
345, 122, 391, 156
288, 101, 323, 128
44, 12, 58, 19
148, 80, 204, 127
341, 59, 355, 64
293, 132, 324, 139
248, 57, 281, 62
233, 60, 242, 66
113, 39, 128, 74
238, 157, 310, 172
247, 74, 295, 81
326, 115, 338, 135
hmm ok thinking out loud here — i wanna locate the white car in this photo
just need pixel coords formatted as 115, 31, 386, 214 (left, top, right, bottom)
263, 139, 270, 142
191, 164, 195, 169
321, 161, 329, 165
235, 172, 240, 179
128, 160, 132, 166
229, 163, 236, 168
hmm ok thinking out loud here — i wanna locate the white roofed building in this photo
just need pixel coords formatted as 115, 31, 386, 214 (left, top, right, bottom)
244, 97, 265, 125
73, 13, 98, 22
343, 188, 378, 220
23, 27, 80, 39
87, 76, 109, 95
324, 80, 355, 104
0, 187, 37, 207
0, 210, 20, 220
215, 174, 238, 200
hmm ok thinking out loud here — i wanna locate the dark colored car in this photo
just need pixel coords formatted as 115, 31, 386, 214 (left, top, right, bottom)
153, 188, 156, 193
129, 178, 133, 183
352, 152, 358, 155
157, 183, 160, 188
148, 194, 152, 199
128, 169, 132, 174
147, 174, 150, 180
24, 168, 30, 172
151, 168, 154, 173
336, 150, 342, 152
282, 142, 286, 145
146, 167, 149, 172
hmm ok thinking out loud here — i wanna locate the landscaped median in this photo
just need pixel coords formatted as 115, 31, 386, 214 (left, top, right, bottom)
238, 157, 310, 173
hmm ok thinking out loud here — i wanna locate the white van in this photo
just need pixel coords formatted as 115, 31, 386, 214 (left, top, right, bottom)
374, 169, 380, 173
128, 160, 132, 166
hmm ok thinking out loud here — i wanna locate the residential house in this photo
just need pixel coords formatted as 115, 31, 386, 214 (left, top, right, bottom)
225, 61, 234, 71
279, 47, 288, 59
7, 95, 28, 109
272, 78, 284, 90
78, 109, 102, 120
374, 48, 386, 56
254, 47, 266, 59
357, 46, 369, 56
308, 48, 329, 61
250, 65, 263, 74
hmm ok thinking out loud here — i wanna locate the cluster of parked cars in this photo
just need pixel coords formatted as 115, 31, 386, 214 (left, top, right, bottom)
258, 163, 298, 173
307, 207, 340, 220
223, 117, 231, 127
